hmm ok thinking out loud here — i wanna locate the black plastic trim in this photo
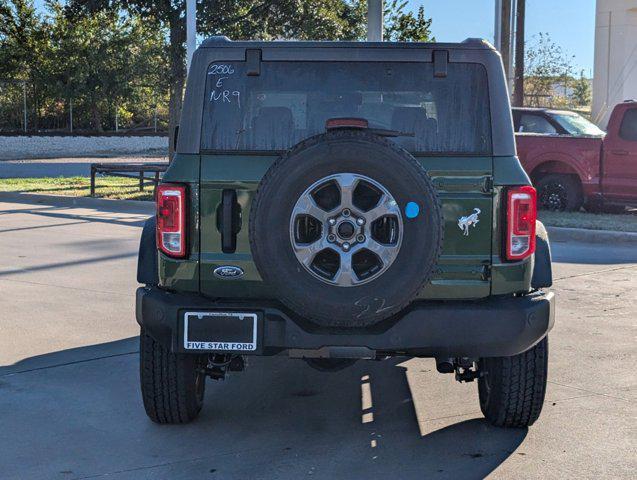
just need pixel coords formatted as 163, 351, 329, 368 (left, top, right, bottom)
137, 287, 555, 358
137, 217, 159, 285
532, 221, 553, 288
246, 49, 261, 76
216, 189, 241, 253
433, 50, 448, 77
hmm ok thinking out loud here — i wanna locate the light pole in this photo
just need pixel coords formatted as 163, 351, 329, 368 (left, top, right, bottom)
513, 0, 526, 107
367, 0, 383, 42
186, 0, 196, 72
23, 82, 27, 133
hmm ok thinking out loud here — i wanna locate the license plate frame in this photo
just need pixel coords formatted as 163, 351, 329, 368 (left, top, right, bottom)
183, 311, 258, 352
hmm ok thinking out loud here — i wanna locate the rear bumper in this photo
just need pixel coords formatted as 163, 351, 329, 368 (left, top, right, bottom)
136, 287, 554, 358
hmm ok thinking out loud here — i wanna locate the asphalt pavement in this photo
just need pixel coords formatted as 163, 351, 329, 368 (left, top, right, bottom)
0, 192, 635, 480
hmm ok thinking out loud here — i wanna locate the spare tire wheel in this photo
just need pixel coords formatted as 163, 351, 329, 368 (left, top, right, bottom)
250, 130, 443, 327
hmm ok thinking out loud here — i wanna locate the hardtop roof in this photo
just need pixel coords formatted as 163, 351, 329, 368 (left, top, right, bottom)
200, 36, 495, 51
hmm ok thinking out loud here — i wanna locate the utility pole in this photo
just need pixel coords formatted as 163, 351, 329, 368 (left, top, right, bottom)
513, 0, 526, 107
499, 0, 512, 83
22, 82, 27, 133
367, 0, 383, 42
186, 0, 196, 72
494, 0, 502, 49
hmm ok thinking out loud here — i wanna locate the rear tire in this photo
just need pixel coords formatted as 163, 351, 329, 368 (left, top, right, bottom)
139, 328, 206, 424
478, 336, 548, 428
536, 174, 583, 211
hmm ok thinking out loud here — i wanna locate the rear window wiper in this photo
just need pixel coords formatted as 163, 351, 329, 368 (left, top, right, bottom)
368, 127, 415, 138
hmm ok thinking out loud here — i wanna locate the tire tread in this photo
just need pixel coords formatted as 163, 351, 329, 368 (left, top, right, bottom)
139, 329, 204, 424
479, 337, 548, 428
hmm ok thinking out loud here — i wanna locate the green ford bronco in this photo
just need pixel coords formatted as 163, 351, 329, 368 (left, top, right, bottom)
136, 37, 555, 427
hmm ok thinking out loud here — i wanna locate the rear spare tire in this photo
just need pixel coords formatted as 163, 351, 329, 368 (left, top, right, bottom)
250, 130, 443, 327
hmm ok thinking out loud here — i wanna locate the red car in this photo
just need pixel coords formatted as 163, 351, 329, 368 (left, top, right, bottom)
514, 101, 637, 211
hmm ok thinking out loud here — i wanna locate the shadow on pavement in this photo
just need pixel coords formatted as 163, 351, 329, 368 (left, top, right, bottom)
0, 191, 152, 227
1, 338, 526, 479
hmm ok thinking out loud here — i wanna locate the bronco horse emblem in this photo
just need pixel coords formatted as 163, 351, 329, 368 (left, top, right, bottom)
458, 208, 481, 236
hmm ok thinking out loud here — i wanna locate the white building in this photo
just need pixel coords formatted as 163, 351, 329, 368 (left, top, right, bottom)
592, 0, 637, 127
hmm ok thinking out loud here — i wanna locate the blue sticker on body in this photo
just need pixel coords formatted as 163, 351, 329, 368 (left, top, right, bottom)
405, 202, 420, 219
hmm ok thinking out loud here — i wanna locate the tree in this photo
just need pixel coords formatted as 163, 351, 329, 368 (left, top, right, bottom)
0, 0, 51, 129
524, 32, 575, 107
0, 0, 169, 132
67, 0, 434, 155
571, 70, 591, 108
384, 0, 434, 42
66, 0, 364, 155
48, 1, 168, 131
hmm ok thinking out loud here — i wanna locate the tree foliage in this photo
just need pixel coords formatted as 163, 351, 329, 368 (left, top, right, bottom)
384, 0, 434, 42
1, 0, 436, 134
0, 0, 169, 131
571, 70, 591, 108
524, 32, 576, 108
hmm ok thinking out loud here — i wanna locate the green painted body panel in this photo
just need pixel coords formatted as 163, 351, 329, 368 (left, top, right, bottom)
194, 154, 518, 300
157, 152, 533, 299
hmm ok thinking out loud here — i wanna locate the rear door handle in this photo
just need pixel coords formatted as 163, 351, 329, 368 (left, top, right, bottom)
218, 189, 241, 253
611, 150, 629, 155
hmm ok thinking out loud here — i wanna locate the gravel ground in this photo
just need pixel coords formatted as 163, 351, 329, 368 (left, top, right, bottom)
0, 135, 167, 160
0, 155, 168, 178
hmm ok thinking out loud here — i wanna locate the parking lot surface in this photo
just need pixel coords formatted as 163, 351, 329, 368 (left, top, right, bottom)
0, 192, 635, 480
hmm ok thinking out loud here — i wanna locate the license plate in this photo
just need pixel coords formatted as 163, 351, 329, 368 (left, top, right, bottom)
183, 312, 257, 351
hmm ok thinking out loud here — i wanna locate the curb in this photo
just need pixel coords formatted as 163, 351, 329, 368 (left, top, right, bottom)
546, 226, 637, 245
0, 191, 154, 215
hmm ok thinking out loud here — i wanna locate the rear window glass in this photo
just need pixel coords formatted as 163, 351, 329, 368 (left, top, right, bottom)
201, 61, 491, 154
518, 114, 557, 134
619, 108, 637, 141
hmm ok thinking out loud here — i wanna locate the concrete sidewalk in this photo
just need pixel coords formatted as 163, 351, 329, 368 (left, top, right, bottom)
0, 194, 635, 480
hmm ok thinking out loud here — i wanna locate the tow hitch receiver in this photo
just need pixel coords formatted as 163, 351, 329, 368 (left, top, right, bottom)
437, 357, 482, 382
202, 354, 246, 381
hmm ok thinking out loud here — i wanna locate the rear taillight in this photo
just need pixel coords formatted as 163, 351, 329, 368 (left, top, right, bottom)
156, 184, 187, 258
506, 186, 537, 261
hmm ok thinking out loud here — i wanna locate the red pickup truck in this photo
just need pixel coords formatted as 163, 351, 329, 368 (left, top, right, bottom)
514, 101, 637, 211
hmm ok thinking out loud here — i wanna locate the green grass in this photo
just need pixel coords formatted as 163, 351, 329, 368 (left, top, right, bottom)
538, 209, 637, 232
0, 176, 154, 201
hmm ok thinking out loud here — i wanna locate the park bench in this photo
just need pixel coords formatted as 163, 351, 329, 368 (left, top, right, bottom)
90, 162, 168, 197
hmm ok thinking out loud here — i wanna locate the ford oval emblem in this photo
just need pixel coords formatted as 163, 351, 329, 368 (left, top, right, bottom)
213, 265, 244, 279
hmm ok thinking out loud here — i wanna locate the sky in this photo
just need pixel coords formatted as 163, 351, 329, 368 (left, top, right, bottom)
33, 0, 597, 76
410, 0, 596, 76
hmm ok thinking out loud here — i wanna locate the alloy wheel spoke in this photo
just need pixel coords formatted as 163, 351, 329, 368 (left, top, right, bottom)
364, 238, 398, 266
335, 173, 358, 210
293, 193, 329, 223
363, 194, 401, 223
293, 237, 330, 267
290, 173, 403, 286
332, 252, 357, 286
